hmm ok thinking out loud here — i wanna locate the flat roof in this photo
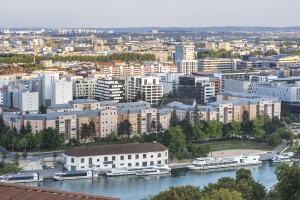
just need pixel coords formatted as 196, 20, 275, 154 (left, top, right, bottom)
64, 143, 168, 157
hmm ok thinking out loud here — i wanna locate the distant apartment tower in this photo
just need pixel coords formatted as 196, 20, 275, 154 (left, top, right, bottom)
178, 76, 215, 103
51, 79, 73, 105
198, 58, 241, 71
95, 77, 125, 102
12, 91, 39, 112
127, 76, 163, 104
39, 73, 59, 106
74, 78, 96, 99
175, 45, 198, 75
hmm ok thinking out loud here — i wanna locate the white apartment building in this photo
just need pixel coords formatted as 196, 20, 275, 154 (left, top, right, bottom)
95, 77, 125, 102
224, 79, 251, 93
39, 73, 59, 106
175, 45, 196, 60
176, 60, 198, 75
12, 91, 39, 112
51, 79, 73, 105
253, 82, 300, 103
74, 78, 96, 99
62, 143, 168, 171
198, 58, 241, 71
127, 76, 163, 104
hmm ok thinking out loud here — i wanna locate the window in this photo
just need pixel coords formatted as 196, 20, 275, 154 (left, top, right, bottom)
120, 155, 124, 160
142, 162, 147, 167
104, 157, 108, 161
151, 155, 153, 158
71, 158, 74, 163
81, 158, 84, 163
136, 162, 139, 166
112, 156, 115, 161
135, 154, 139, 159
158, 153, 161, 158
128, 155, 132, 160
150, 161, 154, 166
128, 163, 132, 167
97, 159, 100, 162
143, 154, 147, 159
158, 160, 161, 165
81, 166, 84, 169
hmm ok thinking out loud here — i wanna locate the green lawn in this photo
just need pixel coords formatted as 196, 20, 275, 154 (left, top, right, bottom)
197, 140, 274, 152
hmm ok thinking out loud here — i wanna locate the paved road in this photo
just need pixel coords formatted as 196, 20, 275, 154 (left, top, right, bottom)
259, 140, 288, 161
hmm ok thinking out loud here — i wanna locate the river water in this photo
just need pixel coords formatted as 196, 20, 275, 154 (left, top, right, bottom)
29, 161, 278, 200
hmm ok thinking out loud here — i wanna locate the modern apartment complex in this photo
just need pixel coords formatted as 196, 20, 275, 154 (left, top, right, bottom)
198, 58, 241, 71
95, 77, 125, 102
126, 76, 163, 104
74, 78, 96, 99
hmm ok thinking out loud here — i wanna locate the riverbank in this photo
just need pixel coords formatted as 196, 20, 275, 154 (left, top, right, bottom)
211, 149, 267, 158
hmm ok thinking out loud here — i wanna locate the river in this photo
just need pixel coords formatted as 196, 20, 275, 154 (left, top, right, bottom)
26, 161, 278, 200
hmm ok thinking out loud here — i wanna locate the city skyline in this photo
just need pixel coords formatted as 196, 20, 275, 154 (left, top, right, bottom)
1, 0, 300, 28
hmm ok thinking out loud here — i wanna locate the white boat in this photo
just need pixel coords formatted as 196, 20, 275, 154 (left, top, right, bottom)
187, 154, 262, 170
272, 155, 292, 163
53, 170, 98, 181
152, 164, 172, 172
0, 172, 43, 183
135, 168, 170, 176
106, 169, 135, 177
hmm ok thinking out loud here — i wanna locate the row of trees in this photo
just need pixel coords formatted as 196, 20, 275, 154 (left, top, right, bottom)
149, 168, 266, 200
149, 164, 300, 200
171, 109, 292, 146
0, 125, 65, 151
0, 53, 156, 64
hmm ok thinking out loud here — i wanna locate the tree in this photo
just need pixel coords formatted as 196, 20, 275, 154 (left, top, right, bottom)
117, 121, 125, 138
156, 123, 164, 135
193, 121, 206, 140
267, 133, 281, 147
89, 121, 96, 139
252, 116, 266, 140
202, 188, 243, 200
19, 125, 26, 135
39, 105, 47, 114
80, 123, 91, 143
205, 120, 223, 139
229, 121, 242, 137
274, 163, 300, 200
22, 151, 28, 159
123, 119, 132, 138
150, 185, 202, 200
34, 132, 43, 151
178, 119, 193, 142
1, 152, 7, 160
25, 121, 32, 134
265, 49, 278, 56
169, 126, 186, 155
107, 131, 116, 141
40, 128, 64, 149
0, 116, 6, 135
170, 110, 179, 127
14, 153, 20, 163
193, 105, 200, 125
18, 138, 28, 151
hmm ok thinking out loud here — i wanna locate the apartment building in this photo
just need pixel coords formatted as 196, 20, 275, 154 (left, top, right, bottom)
175, 45, 198, 75
62, 143, 168, 171
198, 58, 241, 71
178, 76, 215, 103
95, 77, 125, 102
51, 79, 73, 105
74, 78, 96, 99
126, 76, 163, 104
12, 91, 39, 112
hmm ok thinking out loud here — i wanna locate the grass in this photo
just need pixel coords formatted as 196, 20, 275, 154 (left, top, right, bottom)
284, 147, 298, 153
197, 140, 274, 152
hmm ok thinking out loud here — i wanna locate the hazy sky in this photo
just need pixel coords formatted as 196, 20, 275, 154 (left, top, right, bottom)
1, 0, 300, 28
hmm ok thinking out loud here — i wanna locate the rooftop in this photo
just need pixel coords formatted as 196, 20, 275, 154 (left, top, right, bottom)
64, 143, 168, 157
0, 182, 119, 200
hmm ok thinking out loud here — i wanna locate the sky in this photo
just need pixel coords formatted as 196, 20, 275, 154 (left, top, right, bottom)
1, 0, 300, 28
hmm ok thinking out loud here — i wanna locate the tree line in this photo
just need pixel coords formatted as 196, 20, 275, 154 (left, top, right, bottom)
147, 165, 300, 200
0, 53, 157, 64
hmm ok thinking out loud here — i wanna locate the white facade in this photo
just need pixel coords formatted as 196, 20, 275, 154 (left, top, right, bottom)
175, 45, 196, 60
253, 82, 300, 103
51, 79, 73, 105
63, 143, 169, 171
176, 60, 198, 75
12, 91, 39, 112
224, 79, 251, 93
74, 78, 96, 99
39, 73, 59, 106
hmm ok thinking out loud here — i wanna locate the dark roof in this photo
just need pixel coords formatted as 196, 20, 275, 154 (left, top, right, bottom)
161, 98, 196, 107
0, 182, 119, 200
64, 143, 168, 157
